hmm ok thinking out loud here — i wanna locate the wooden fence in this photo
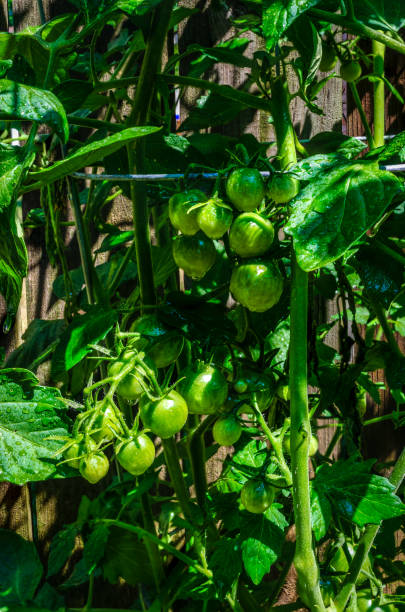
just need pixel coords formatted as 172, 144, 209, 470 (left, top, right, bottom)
0, 0, 404, 606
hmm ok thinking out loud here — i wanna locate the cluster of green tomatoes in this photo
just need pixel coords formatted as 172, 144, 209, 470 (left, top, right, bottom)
60, 309, 318, 514
170, 166, 299, 312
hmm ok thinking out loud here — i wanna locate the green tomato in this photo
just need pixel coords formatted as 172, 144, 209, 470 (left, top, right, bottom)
229, 212, 274, 258
116, 433, 155, 476
340, 61, 362, 82
169, 189, 206, 235
130, 314, 183, 368
235, 368, 274, 410
179, 363, 229, 414
79, 452, 109, 484
267, 174, 299, 203
356, 591, 388, 612
213, 415, 242, 446
241, 479, 275, 513
172, 232, 216, 279
64, 438, 97, 469
109, 356, 147, 401
319, 43, 337, 72
197, 197, 233, 239
140, 390, 188, 438
283, 433, 318, 456
226, 168, 265, 212
230, 259, 284, 313
234, 379, 248, 393
91, 403, 122, 443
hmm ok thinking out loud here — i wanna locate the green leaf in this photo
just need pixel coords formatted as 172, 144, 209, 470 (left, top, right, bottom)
310, 486, 332, 540
103, 527, 155, 586
287, 14, 322, 89
5, 319, 66, 371
51, 306, 117, 379
28, 126, 160, 185
285, 161, 402, 271
208, 538, 242, 594
262, 0, 323, 49
0, 529, 43, 604
47, 524, 79, 578
378, 130, 405, 163
0, 79, 69, 143
351, 244, 404, 308
231, 438, 269, 471
313, 458, 405, 527
0, 369, 71, 484
180, 91, 248, 130
83, 524, 110, 572
96, 231, 134, 253
306, 132, 367, 158
353, 0, 405, 32
240, 504, 287, 585
0, 145, 35, 326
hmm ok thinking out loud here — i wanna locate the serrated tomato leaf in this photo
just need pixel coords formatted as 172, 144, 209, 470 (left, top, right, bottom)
0, 369, 72, 485
312, 458, 405, 527
262, 0, 323, 50
240, 504, 287, 585
285, 161, 402, 271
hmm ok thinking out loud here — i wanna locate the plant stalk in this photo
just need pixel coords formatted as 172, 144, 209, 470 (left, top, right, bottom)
372, 40, 385, 148
349, 82, 375, 150
308, 9, 405, 56
126, 1, 176, 307
270, 77, 326, 611
162, 437, 194, 523
334, 446, 405, 610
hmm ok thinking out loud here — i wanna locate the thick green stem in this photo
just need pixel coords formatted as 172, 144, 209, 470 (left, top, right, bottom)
126, 2, 175, 307
334, 447, 405, 611
271, 78, 326, 612
308, 9, 405, 56
188, 415, 208, 511
349, 82, 375, 150
163, 437, 194, 523
372, 40, 385, 148
140, 489, 165, 588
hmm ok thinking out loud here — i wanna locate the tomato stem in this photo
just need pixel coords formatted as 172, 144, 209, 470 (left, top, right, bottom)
270, 77, 326, 611
126, 1, 176, 307
349, 82, 375, 150
372, 40, 386, 149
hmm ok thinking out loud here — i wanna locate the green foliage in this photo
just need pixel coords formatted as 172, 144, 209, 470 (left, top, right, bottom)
0, 529, 43, 605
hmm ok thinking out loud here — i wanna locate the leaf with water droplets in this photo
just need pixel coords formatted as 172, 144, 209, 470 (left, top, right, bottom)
0, 79, 69, 143
0, 368, 72, 485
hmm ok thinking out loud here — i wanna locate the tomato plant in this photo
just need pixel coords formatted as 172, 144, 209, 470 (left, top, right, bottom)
0, 1, 404, 610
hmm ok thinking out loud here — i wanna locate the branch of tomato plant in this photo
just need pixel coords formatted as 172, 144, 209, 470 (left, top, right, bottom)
270, 76, 326, 611
308, 9, 405, 56
348, 82, 375, 150
99, 518, 213, 579
125, 0, 176, 307
334, 445, 405, 611
372, 41, 385, 148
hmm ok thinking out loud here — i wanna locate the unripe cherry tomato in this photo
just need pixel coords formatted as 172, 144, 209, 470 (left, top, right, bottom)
109, 355, 147, 401
213, 415, 242, 446
229, 212, 274, 258
169, 189, 206, 235
226, 168, 265, 212
116, 433, 155, 476
230, 260, 284, 312
179, 363, 228, 414
92, 403, 122, 443
197, 198, 233, 239
140, 390, 188, 438
267, 174, 299, 203
340, 60, 362, 82
319, 43, 337, 72
80, 452, 109, 484
130, 314, 183, 368
172, 233, 216, 279
64, 438, 96, 469
241, 479, 275, 513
